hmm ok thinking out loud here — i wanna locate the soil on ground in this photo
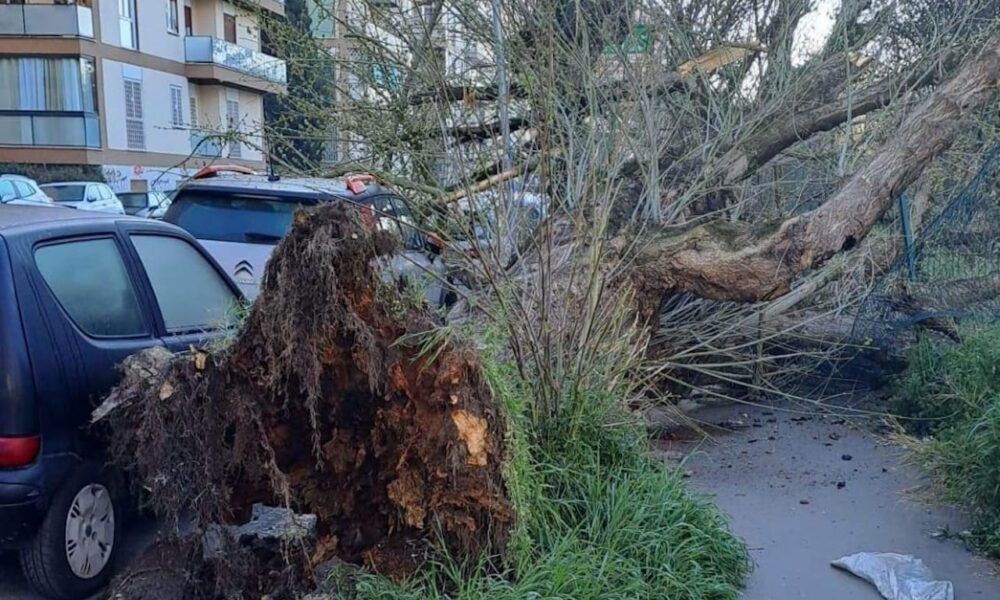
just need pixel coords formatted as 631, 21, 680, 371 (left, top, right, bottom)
660, 397, 1000, 600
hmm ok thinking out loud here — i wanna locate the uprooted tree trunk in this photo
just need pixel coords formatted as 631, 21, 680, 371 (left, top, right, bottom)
630, 36, 1000, 315
100, 203, 511, 594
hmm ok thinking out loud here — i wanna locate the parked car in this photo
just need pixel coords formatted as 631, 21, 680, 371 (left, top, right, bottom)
0, 175, 54, 207
0, 206, 242, 599
164, 167, 447, 304
40, 182, 125, 215
117, 191, 171, 219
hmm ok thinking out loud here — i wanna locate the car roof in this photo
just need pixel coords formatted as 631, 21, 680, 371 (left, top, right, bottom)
0, 174, 35, 182
177, 174, 398, 201
0, 205, 138, 233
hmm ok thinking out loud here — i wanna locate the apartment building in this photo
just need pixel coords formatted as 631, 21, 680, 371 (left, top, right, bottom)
305, 0, 493, 162
0, 0, 287, 192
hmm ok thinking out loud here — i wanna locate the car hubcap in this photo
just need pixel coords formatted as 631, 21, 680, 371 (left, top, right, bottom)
64, 484, 115, 579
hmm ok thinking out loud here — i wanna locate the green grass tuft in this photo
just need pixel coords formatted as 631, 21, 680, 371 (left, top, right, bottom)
348, 328, 750, 599
893, 325, 1000, 557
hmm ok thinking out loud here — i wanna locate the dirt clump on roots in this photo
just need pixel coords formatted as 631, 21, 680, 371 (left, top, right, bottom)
101, 203, 511, 595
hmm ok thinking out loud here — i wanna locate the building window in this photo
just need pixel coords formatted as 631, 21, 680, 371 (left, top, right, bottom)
184, 6, 193, 36
226, 99, 241, 158
307, 0, 336, 38
189, 95, 198, 128
223, 13, 237, 44
167, 0, 179, 34
169, 85, 183, 128
124, 78, 145, 150
119, 0, 138, 49
0, 56, 100, 148
0, 57, 97, 112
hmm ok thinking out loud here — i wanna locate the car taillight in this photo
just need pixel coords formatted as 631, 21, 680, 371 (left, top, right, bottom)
0, 436, 40, 468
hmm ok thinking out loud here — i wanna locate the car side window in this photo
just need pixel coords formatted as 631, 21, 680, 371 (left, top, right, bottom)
86, 186, 100, 202
131, 235, 237, 333
100, 185, 114, 201
35, 238, 147, 337
13, 181, 32, 198
0, 181, 17, 201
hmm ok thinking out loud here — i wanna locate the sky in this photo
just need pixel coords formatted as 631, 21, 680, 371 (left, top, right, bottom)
792, 0, 838, 65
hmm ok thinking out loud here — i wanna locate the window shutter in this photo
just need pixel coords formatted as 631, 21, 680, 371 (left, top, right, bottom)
226, 99, 241, 158
124, 79, 145, 150
169, 86, 183, 127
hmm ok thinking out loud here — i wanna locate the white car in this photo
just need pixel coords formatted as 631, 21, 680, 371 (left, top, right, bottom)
163, 168, 448, 305
0, 175, 55, 207
41, 182, 125, 215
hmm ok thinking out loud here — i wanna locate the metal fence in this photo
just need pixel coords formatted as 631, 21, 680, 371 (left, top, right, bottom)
852, 144, 1000, 348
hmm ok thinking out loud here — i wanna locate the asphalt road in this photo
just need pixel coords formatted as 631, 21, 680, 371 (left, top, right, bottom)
665, 398, 1000, 600
0, 517, 158, 600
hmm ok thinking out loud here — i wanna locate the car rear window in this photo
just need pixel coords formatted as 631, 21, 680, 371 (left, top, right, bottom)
118, 193, 147, 208
43, 184, 86, 203
165, 191, 317, 244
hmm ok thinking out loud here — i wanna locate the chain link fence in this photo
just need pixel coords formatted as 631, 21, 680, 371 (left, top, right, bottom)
852, 144, 1000, 350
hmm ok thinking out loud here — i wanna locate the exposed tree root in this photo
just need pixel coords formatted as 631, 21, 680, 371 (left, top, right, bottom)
101, 203, 511, 594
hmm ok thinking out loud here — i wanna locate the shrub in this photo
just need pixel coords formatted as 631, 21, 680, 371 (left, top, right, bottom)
893, 325, 1000, 557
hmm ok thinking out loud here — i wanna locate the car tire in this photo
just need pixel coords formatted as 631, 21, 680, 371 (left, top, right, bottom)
19, 462, 120, 600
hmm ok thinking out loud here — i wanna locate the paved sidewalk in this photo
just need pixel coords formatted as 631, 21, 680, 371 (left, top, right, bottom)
667, 400, 1000, 599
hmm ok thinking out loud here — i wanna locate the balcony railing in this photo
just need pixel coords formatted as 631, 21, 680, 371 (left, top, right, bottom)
0, 112, 100, 148
0, 4, 94, 38
184, 37, 287, 86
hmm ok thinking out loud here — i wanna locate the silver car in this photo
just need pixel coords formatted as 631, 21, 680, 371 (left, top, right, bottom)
163, 171, 447, 304
0, 175, 55, 207
41, 182, 125, 214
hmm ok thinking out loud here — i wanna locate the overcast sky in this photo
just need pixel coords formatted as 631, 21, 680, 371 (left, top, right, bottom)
793, 0, 837, 64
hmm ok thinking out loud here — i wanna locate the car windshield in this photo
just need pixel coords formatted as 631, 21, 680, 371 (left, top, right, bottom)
165, 191, 316, 244
118, 193, 148, 208
42, 184, 87, 202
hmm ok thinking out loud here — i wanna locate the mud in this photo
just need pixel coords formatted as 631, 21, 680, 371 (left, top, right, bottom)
101, 204, 511, 595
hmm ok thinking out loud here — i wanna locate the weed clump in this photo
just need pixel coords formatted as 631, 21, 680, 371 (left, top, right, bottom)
893, 325, 1000, 557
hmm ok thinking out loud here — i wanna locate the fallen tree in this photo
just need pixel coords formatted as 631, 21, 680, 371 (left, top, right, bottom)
630, 36, 1000, 312
99, 204, 511, 595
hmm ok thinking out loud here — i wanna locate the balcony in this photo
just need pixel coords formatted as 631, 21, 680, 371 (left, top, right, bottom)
245, 0, 286, 16
0, 112, 100, 148
185, 37, 287, 92
0, 4, 94, 38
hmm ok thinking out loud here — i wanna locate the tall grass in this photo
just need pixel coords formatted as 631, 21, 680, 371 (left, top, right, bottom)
893, 325, 1000, 557
347, 328, 750, 599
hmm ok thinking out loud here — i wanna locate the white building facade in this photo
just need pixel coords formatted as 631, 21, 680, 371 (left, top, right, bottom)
0, 0, 286, 192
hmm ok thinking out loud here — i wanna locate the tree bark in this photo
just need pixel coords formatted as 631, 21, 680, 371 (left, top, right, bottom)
631, 36, 999, 313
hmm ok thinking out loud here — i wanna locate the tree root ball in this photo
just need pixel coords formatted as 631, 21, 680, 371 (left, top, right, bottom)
101, 203, 512, 584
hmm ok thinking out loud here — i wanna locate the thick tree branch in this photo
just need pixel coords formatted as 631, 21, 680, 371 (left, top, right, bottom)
631, 35, 999, 309
718, 50, 959, 185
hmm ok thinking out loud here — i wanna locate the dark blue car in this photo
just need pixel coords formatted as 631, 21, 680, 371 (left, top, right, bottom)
0, 206, 241, 599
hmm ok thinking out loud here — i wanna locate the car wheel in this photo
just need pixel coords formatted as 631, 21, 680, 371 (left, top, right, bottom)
19, 462, 120, 600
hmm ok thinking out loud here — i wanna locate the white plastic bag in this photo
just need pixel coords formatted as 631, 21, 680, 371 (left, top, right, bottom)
831, 552, 954, 600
